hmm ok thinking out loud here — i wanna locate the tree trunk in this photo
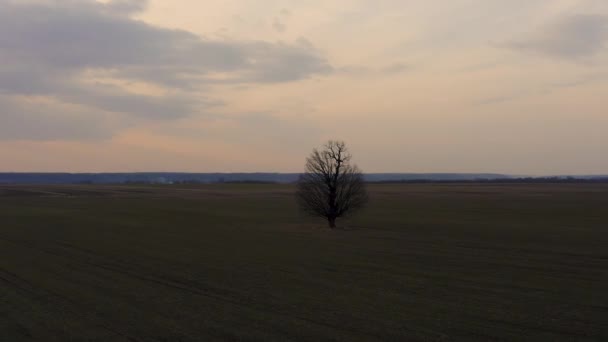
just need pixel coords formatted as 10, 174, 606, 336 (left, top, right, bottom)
328, 217, 337, 229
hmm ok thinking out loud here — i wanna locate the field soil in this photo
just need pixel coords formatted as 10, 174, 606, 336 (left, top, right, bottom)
1, 183, 607, 341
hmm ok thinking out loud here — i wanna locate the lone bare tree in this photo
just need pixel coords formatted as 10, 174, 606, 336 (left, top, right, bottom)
296, 140, 368, 228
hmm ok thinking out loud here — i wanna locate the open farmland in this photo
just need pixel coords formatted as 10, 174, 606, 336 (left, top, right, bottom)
1, 183, 607, 341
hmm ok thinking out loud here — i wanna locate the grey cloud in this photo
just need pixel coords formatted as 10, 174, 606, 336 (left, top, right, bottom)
0, 0, 331, 128
244, 42, 333, 82
273, 17, 287, 33
0, 0, 330, 85
509, 14, 608, 59
338, 62, 409, 77
56, 83, 203, 119
0, 96, 117, 141
104, 0, 149, 15
0, 65, 202, 119
272, 9, 291, 33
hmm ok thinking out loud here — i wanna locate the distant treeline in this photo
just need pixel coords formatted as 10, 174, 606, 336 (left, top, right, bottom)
372, 177, 608, 184
0, 173, 298, 184
1, 173, 607, 184
123, 180, 279, 185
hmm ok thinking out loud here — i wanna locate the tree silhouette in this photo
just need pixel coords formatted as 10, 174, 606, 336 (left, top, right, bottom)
296, 140, 368, 228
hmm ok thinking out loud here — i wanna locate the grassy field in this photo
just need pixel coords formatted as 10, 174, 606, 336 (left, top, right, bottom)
1, 183, 607, 341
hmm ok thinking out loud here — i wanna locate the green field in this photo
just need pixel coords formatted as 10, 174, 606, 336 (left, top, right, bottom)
1, 183, 607, 341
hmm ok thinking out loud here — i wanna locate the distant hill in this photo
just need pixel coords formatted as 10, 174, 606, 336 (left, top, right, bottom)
0, 172, 606, 184
364, 173, 511, 182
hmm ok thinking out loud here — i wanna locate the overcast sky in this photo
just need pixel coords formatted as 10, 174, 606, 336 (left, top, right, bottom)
1, 0, 607, 174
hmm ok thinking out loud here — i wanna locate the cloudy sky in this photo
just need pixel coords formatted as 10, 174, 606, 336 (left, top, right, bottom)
1, 0, 607, 174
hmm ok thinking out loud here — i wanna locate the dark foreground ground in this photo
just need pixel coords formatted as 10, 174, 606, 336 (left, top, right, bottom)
1, 183, 607, 341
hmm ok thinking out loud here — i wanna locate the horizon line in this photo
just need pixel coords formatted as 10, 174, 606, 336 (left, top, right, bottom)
1, 171, 607, 177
